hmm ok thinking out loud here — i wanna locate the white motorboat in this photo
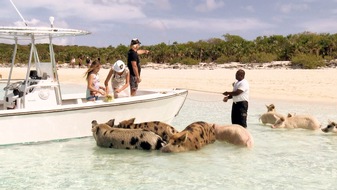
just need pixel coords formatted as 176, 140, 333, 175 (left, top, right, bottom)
0, 10, 187, 145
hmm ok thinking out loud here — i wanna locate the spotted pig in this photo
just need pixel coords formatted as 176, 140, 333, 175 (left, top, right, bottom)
108, 118, 179, 142
161, 121, 216, 153
91, 120, 166, 150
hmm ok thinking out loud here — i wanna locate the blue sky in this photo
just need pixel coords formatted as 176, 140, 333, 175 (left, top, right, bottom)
1, 0, 337, 47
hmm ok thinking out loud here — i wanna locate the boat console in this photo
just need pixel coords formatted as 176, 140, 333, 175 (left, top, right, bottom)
3, 68, 60, 110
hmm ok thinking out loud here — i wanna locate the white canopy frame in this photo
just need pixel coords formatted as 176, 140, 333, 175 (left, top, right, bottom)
1, 26, 90, 108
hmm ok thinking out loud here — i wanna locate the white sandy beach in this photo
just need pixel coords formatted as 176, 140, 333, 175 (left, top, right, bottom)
1, 67, 336, 105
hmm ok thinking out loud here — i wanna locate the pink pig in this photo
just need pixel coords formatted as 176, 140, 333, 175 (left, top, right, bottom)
214, 124, 254, 148
272, 115, 321, 130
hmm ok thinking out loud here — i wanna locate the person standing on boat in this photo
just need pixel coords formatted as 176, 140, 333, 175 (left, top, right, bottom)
127, 38, 149, 96
85, 60, 106, 101
104, 60, 130, 98
222, 69, 249, 128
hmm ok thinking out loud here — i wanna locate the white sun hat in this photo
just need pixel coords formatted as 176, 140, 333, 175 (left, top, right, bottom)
113, 60, 125, 72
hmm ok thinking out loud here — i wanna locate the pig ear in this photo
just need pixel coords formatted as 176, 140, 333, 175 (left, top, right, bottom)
332, 121, 336, 126
119, 118, 135, 126
287, 113, 292, 117
106, 119, 115, 127
130, 118, 136, 124
124, 118, 136, 125
211, 124, 216, 129
280, 117, 285, 121
92, 120, 98, 128
92, 125, 98, 133
177, 133, 188, 143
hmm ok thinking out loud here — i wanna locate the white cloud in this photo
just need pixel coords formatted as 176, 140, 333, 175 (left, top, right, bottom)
279, 3, 309, 14
146, 19, 168, 31
14, 19, 39, 27
195, 0, 224, 12
2, 0, 336, 47
163, 17, 272, 32
151, 0, 171, 10
10, 0, 146, 22
301, 18, 337, 33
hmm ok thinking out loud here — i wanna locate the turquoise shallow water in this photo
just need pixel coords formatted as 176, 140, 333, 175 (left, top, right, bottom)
0, 87, 337, 190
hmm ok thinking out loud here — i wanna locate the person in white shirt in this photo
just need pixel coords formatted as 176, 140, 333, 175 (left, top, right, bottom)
223, 69, 249, 128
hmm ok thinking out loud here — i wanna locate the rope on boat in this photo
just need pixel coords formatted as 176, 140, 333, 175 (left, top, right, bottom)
185, 88, 224, 102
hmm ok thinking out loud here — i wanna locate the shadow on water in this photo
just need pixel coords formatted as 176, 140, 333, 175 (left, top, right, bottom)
0, 90, 337, 189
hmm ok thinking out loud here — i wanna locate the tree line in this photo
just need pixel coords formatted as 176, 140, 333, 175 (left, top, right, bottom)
1, 31, 337, 69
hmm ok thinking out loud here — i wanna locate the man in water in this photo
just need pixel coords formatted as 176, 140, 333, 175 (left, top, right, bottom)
222, 69, 249, 128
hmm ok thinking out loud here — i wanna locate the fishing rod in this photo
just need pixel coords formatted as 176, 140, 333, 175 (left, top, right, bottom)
9, 0, 28, 26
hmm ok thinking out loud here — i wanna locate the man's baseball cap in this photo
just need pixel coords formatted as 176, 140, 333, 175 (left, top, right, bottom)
130, 38, 141, 45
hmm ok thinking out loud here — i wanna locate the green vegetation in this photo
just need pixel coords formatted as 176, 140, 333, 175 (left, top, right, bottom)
291, 54, 325, 69
1, 31, 337, 69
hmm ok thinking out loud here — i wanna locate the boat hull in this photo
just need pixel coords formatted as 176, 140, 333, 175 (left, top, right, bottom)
0, 89, 188, 145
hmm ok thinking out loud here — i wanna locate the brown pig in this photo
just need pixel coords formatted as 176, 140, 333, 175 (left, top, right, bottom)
161, 121, 216, 153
